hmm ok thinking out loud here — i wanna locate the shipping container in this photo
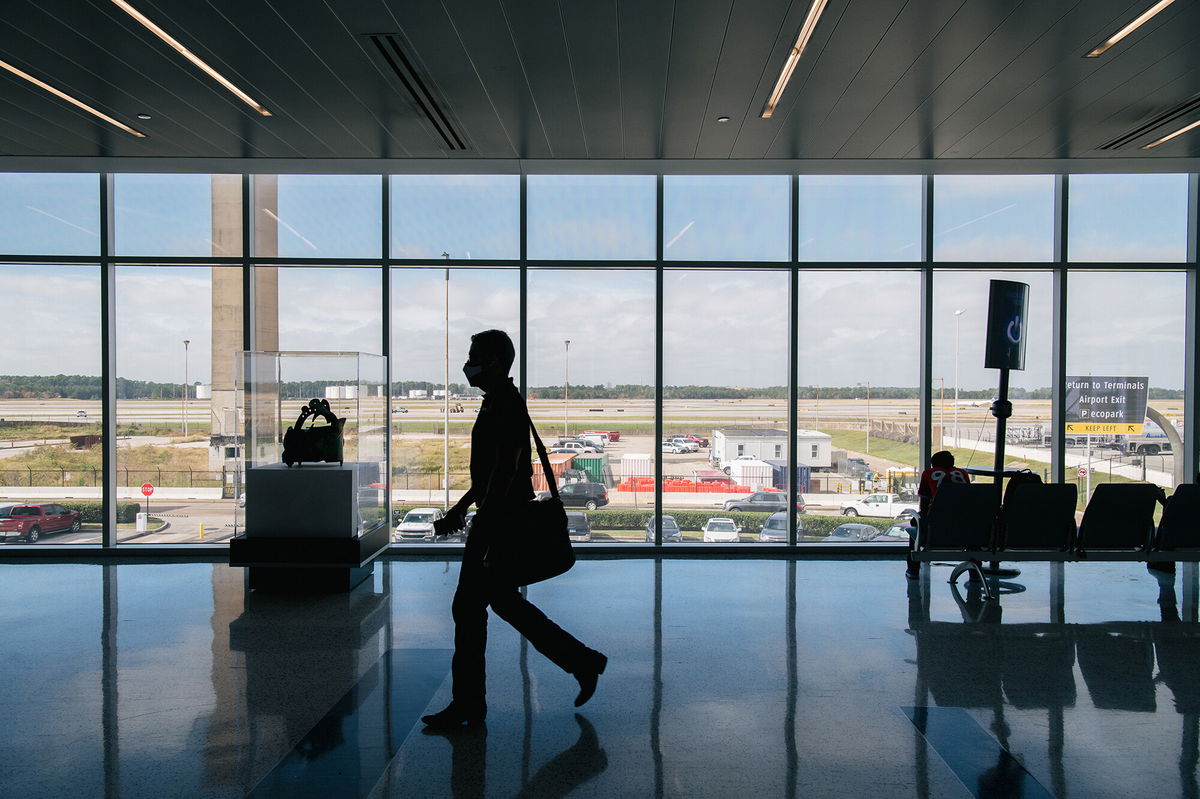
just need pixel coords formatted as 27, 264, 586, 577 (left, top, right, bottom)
729, 459, 773, 491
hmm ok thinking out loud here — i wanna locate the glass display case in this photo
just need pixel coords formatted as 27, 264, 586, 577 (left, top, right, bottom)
234, 351, 387, 537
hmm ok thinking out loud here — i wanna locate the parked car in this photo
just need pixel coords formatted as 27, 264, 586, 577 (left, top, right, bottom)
758, 511, 804, 542
577, 433, 608, 449
661, 441, 689, 454
666, 436, 699, 452
566, 512, 592, 543
839, 493, 919, 519
549, 447, 578, 455
393, 507, 446, 542
556, 440, 601, 454
822, 523, 881, 543
557, 482, 609, 510
877, 524, 913, 542
644, 515, 684, 543
684, 434, 709, 447
723, 491, 806, 513
560, 468, 589, 484
0, 503, 82, 543
701, 517, 741, 543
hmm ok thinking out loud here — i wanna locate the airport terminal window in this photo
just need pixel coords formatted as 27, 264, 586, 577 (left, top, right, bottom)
664, 269, 789, 543
0, 265, 100, 544
0, 173, 99, 256
253, 175, 380, 258
114, 174, 241, 257
933, 175, 1055, 262
390, 175, 519, 260
663, 175, 790, 261
527, 268, 655, 541
1068, 174, 1190, 262
931, 271, 1053, 484
115, 266, 242, 544
796, 270, 920, 542
797, 175, 922, 261
527, 175, 656, 260
388, 267, 520, 541
1066, 271, 1186, 504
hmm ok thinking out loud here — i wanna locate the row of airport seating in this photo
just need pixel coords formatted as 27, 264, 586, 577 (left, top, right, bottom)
912, 481, 1199, 597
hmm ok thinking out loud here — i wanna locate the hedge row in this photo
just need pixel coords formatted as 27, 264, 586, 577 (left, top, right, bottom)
51, 501, 142, 524
392, 505, 898, 535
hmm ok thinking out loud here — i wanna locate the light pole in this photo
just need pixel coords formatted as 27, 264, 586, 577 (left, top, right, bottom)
937, 377, 945, 449
857, 381, 871, 454
182, 339, 190, 436
953, 308, 965, 447
563, 340, 571, 437
442, 253, 450, 510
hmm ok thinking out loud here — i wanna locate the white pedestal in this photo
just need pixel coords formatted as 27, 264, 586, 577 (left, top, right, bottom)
245, 463, 359, 538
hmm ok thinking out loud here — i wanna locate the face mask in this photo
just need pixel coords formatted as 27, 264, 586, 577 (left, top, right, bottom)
463, 361, 484, 381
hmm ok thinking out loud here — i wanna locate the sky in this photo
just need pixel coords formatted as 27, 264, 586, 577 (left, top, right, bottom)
0, 172, 1192, 390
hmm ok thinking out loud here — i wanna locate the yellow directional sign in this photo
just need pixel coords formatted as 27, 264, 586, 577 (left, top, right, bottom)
1065, 422, 1144, 434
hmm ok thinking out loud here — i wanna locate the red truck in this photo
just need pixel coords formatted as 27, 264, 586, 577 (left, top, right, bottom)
0, 503, 82, 543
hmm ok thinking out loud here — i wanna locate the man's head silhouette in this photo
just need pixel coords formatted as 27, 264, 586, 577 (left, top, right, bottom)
465, 329, 514, 391
930, 450, 955, 468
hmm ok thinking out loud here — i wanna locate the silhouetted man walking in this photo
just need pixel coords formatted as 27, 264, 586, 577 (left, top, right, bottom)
422, 329, 607, 729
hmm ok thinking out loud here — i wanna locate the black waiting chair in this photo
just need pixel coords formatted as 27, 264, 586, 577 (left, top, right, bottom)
1156, 483, 1200, 552
997, 481, 1078, 552
914, 482, 999, 594
1076, 483, 1160, 553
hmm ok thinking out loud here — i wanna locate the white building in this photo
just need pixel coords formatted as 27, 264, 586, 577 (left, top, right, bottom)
712, 428, 832, 470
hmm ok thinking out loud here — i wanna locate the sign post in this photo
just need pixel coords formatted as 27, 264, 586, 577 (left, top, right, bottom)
1064, 376, 1149, 504
141, 482, 154, 518
981, 280, 1029, 579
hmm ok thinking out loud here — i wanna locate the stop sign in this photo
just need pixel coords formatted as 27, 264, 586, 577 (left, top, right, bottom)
141, 483, 154, 497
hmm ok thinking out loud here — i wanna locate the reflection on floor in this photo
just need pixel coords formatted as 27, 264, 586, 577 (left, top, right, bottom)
0, 558, 1198, 798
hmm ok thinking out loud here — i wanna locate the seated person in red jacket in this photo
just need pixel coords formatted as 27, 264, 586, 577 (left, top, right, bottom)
906, 450, 971, 578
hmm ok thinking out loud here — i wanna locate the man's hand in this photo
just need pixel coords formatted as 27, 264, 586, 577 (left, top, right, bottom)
434, 508, 467, 536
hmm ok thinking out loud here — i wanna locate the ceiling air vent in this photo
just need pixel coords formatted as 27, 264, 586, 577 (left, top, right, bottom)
1099, 92, 1200, 150
367, 34, 466, 151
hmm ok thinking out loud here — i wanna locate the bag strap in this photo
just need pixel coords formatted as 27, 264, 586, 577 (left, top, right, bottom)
522, 399, 559, 501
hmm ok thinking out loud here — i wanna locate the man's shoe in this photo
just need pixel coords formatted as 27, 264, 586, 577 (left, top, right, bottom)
574, 653, 608, 707
421, 702, 487, 729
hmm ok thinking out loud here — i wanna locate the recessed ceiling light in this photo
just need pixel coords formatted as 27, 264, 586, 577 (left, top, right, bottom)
111, 0, 272, 116
1141, 118, 1200, 149
761, 0, 829, 119
717, 116, 731, 123
0, 57, 146, 137
1085, 0, 1178, 58
136, 113, 152, 120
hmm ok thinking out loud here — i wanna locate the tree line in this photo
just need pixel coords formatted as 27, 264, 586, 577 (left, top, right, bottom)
0, 375, 1184, 402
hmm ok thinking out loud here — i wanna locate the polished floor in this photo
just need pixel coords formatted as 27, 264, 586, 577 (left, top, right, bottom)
2, 557, 1198, 798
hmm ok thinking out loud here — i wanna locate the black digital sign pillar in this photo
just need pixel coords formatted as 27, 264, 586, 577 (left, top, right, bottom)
984, 279, 1029, 371
984, 280, 1029, 578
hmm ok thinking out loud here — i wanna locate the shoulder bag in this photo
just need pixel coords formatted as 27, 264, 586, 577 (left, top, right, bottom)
483, 401, 575, 587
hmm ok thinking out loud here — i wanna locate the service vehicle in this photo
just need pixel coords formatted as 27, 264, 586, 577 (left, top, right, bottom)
839, 493, 919, 518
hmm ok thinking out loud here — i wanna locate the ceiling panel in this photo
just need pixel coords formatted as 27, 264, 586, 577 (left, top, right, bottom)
0, 0, 1196, 162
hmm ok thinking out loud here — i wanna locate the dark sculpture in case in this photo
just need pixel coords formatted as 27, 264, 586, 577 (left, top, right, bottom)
282, 398, 346, 467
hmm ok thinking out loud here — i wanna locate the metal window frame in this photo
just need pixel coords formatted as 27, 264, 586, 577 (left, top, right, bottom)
3, 168, 1197, 554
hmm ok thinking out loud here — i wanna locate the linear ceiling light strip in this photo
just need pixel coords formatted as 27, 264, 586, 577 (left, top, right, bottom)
1085, 0, 1178, 58
0, 58, 146, 137
760, 0, 829, 119
1142, 118, 1200, 149
110, 0, 271, 116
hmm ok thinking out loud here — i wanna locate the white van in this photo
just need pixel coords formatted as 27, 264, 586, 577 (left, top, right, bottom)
578, 433, 608, 449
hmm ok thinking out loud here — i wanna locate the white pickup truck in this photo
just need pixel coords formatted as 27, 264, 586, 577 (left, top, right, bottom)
839, 493, 920, 519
